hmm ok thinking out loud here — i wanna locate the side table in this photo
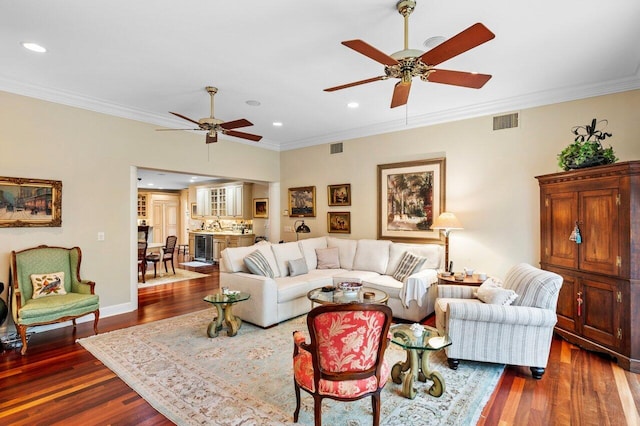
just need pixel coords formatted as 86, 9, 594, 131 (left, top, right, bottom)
389, 324, 452, 399
203, 292, 250, 337
438, 273, 486, 286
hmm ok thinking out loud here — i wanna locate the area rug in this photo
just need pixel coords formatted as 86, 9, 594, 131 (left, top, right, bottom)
138, 268, 209, 288
179, 261, 214, 268
78, 310, 504, 425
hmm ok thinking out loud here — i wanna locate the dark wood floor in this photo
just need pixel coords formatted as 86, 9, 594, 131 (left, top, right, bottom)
1, 258, 639, 425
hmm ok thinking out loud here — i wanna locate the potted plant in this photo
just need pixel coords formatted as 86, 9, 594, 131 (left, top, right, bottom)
557, 118, 617, 171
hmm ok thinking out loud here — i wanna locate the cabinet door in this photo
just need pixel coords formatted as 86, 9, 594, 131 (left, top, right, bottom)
225, 185, 243, 217
555, 271, 579, 333
581, 277, 622, 349
196, 188, 211, 216
544, 191, 579, 269
579, 188, 620, 275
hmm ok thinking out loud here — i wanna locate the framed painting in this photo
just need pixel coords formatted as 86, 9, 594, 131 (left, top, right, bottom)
328, 184, 351, 206
0, 176, 62, 227
377, 158, 445, 242
288, 186, 316, 217
253, 198, 269, 218
328, 211, 350, 234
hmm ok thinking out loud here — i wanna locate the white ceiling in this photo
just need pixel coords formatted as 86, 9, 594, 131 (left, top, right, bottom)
2, 0, 640, 155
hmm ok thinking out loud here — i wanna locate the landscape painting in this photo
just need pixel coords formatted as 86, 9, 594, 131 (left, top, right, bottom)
288, 186, 316, 217
377, 158, 445, 242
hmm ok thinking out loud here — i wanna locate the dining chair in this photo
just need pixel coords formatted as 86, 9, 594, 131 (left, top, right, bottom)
161, 235, 178, 274
292, 302, 393, 426
138, 241, 148, 282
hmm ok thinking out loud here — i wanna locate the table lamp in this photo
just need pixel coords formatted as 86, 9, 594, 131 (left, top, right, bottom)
294, 220, 310, 240
431, 212, 463, 272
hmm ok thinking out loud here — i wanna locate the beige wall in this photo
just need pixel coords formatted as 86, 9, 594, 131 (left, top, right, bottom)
0, 91, 280, 319
280, 89, 640, 277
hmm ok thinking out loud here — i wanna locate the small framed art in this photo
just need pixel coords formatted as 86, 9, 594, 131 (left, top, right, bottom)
328, 184, 351, 206
328, 211, 350, 234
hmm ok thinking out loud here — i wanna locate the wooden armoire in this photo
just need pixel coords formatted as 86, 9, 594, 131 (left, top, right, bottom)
536, 161, 640, 372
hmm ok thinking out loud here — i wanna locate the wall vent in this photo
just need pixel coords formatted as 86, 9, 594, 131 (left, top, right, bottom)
493, 113, 519, 130
330, 142, 343, 154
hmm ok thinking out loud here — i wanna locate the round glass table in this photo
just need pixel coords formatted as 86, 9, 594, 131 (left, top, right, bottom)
389, 323, 452, 399
203, 292, 250, 337
307, 286, 388, 306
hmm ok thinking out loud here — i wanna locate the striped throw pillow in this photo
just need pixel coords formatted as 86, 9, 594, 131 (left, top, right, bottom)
244, 250, 275, 278
392, 252, 426, 282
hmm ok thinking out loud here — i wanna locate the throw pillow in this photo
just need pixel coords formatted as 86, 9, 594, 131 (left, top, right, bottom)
476, 277, 518, 305
244, 250, 275, 278
392, 251, 427, 282
288, 257, 309, 277
315, 247, 340, 269
30, 272, 66, 299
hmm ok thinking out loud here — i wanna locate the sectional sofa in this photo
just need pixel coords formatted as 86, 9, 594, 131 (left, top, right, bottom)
219, 236, 444, 327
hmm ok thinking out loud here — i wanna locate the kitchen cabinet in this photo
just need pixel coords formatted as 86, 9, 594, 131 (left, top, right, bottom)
194, 182, 253, 219
137, 194, 147, 219
536, 161, 640, 372
224, 183, 253, 218
210, 187, 227, 217
196, 188, 211, 217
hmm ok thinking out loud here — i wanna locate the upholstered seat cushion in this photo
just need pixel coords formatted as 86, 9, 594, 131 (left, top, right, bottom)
18, 293, 99, 324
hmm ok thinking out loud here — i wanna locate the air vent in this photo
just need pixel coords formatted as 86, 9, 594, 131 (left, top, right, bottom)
330, 142, 343, 154
493, 113, 519, 130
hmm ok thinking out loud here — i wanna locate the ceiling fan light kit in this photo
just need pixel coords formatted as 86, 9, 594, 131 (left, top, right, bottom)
324, 0, 495, 108
159, 86, 263, 144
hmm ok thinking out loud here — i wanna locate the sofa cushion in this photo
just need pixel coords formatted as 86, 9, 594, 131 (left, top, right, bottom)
276, 275, 334, 303
362, 275, 404, 300
30, 272, 67, 299
298, 237, 327, 270
476, 278, 518, 306
19, 293, 99, 323
272, 242, 304, 277
288, 257, 309, 277
221, 243, 280, 277
504, 263, 563, 309
352, 239, 391, 274
244, 250, 275, 278
327, 237, 358, 270
386, 243, 443, 275
392, 252, 426, 282
316, 247, 340, 269
332, 270, 381, 286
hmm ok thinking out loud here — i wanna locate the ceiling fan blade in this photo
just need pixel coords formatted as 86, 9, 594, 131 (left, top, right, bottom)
390, 81, 411, 108
224, 130, 262, 142
169, 111, 202, 126
155, 128, 201, 131
324, 76, 387, 92
419, 23, 495, 66
428, 69, 492, 88
206, 132, 217, 144
220, 118, 253, 130
342, 40, 400, 66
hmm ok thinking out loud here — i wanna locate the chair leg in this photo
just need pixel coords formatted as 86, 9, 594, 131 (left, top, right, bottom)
17, 324, 28, 356
153, 261, 157, 277
372, 392, 381, 426
72, 318, 77, 329
530, 367, 545, 379
171, 257, 175, 274
313, 395, 322, 426
293, 381, 301, 422
447, 358, 459, 370
93, 310, 100, 334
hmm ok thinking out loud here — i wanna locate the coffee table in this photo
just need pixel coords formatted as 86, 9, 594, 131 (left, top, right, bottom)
307, 286, 388, 306
203, 292, 250, 337
389, 323, 452, 399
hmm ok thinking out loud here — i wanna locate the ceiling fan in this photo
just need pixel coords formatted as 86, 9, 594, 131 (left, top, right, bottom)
158, 86, 262, 144
324, 0, 495, 108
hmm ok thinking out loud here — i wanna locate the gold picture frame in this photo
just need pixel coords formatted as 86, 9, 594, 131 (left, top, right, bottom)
377, 158, 445, 242
0, 176, 62, 227
253, 198, 269, 218
328, 184, 351, 206
288, 186, 316, 217
328, 211, 350, 234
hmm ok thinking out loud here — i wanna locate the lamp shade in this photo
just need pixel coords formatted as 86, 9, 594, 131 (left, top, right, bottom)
431, 212, 463, 231
295, 220, 310, 233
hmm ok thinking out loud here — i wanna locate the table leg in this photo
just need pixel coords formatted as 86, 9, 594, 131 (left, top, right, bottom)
223, 303, 242, 337
207, 304, 224, 338
391, 348, 420, 399
419, 350, 446, 397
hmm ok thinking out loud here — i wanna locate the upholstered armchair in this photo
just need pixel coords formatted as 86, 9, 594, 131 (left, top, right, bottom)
292, 303, 393, 426
10, 245, 100, 355
435, 263, 562, 379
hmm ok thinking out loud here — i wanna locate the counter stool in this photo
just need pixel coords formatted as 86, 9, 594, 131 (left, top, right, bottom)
179, 244, 189, 256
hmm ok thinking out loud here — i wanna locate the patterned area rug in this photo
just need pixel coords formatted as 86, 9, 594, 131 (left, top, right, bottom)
78, 310, 504, 425
138, 268, 209, 288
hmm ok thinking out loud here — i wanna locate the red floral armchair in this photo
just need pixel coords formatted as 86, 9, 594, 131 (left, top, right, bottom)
292, 303, 393, 426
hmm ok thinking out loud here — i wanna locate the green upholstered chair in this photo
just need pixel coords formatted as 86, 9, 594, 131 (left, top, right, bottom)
10, 245, 99, 355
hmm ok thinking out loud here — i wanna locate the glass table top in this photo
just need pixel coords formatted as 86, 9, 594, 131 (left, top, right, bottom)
307, 286, 389, 305
389, 324, 452, 351
203, 292, 250, 304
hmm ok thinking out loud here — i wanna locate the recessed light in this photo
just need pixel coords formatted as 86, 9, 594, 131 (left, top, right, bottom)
147, 183, 154, 186
272, 122, 283, 127
246, 100, 261, 106
347, 102, 359, 109
21, 42, 47, 53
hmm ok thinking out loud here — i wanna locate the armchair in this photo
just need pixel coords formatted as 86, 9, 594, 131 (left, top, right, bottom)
10, 245, 100, 355
292, 303, 393, 426
435, 263, 562, 379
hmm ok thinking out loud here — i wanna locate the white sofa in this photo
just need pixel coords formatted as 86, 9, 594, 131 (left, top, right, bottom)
219, 236, 444, 327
